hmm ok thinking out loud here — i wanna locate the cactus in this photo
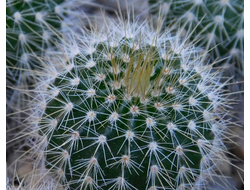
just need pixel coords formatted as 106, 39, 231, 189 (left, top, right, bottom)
6, 1, 241, 190
21, 16, 235, 190
149, 0, 244, 75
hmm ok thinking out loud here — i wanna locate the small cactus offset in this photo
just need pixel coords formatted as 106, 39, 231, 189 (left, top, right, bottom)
149, 0, 244, 71
24, 17, 233, 190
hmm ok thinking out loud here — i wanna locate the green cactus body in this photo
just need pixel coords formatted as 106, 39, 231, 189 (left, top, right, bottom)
149, 0, 244, 70
30, 20, 229, 190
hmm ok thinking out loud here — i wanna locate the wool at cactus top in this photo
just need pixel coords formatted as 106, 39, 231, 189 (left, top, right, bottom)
29, 19, 231, 190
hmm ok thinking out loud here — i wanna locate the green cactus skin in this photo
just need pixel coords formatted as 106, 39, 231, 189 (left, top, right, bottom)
26, 18, 233, 190
149, 0, 244, 71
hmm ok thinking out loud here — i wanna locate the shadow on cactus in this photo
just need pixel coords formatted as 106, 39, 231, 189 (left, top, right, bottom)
24, 14, 237, 190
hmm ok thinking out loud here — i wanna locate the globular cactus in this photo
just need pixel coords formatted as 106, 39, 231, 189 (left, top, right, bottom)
23, 16, 234, 190
149, 0, 244, 72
